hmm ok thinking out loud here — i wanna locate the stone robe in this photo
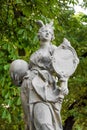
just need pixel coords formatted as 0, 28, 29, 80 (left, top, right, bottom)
20, 43, 63, 130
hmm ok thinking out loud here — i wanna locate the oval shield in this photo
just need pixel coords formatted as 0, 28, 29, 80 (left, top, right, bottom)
52, 39, 79, 78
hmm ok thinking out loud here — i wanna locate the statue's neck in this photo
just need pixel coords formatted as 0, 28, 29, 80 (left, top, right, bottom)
40, 41, 51, 48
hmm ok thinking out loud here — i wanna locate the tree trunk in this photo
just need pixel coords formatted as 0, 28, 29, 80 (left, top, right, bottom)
63, 116, 75, 130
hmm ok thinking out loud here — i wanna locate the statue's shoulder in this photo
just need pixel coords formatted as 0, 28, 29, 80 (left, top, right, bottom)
49, 43, 57, 55
51, 44, 57, 50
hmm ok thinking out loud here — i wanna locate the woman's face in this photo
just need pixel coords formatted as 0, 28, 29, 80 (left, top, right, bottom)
38, 27, 53, 42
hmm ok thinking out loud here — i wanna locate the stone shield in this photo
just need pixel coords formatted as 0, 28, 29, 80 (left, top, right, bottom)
52, 39, 79, 78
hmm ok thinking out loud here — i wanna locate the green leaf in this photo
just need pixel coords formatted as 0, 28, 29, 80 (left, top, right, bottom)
17, 97, 21, 105
7, 113, 11, 123
16, 0, 22, 4
4, 64, 10, 70
18, 29, 25, 35
2, 109, 7, 119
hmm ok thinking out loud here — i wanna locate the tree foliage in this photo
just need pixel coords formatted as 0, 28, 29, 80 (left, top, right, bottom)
0, 0, 87, 130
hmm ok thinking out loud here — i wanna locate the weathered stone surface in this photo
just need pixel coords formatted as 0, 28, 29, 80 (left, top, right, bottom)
9, 20, 79, 130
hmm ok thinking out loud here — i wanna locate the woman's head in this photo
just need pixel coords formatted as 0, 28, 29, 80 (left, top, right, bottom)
37, 20, 55, 42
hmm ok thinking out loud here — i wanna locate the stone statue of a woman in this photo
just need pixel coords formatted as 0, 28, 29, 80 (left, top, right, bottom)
10, 20, 79, 130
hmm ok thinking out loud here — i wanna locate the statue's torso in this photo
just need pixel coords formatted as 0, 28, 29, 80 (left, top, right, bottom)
29, 43, 56, 72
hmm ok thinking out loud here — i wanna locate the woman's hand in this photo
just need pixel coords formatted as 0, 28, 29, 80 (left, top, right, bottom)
59, 77, 69, 96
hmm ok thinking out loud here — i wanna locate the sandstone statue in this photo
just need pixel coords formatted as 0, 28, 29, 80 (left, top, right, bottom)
9, 20, 79, 130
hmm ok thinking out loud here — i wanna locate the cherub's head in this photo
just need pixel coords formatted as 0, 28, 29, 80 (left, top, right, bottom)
37, 20, 55, 42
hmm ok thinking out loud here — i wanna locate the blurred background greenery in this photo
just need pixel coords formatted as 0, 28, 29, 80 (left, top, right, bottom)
0, 0, 87, 129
